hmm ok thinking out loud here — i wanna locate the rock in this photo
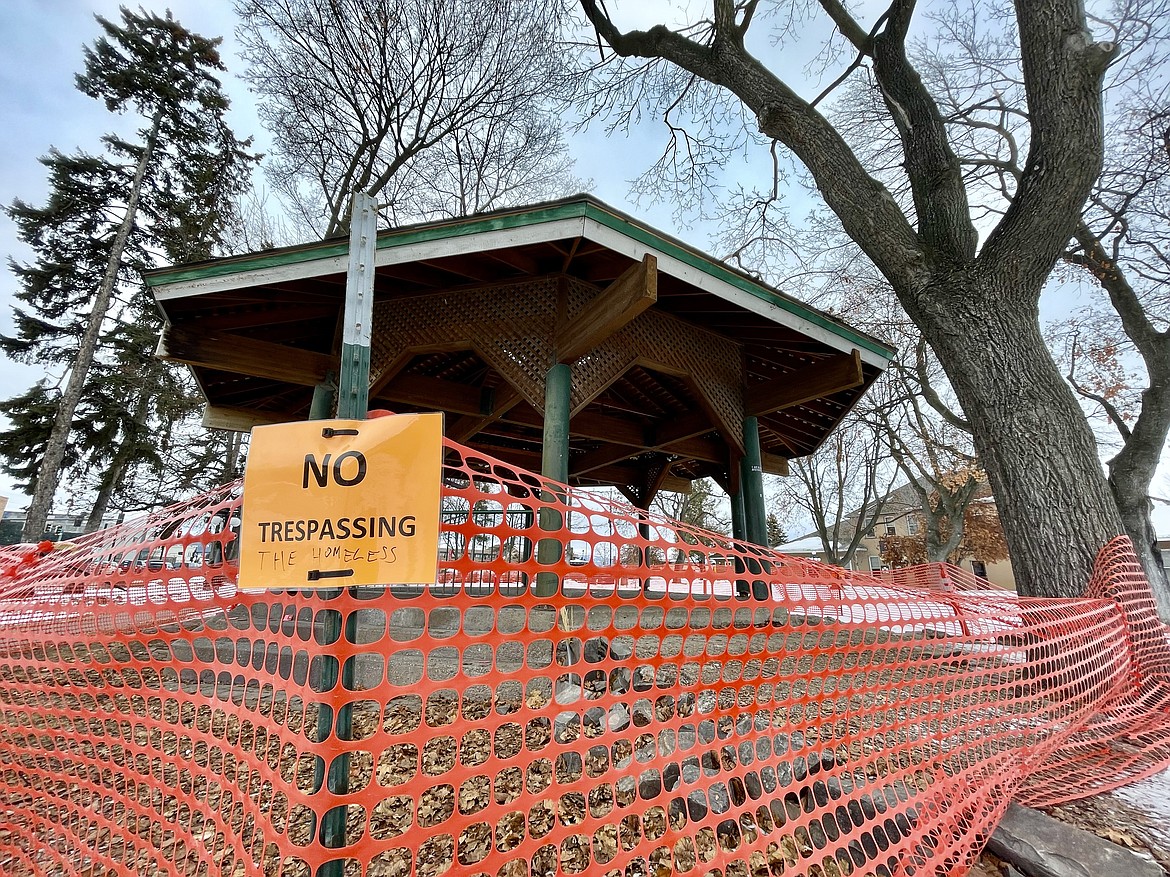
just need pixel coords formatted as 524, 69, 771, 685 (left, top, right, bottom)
987, 802, 1164, 877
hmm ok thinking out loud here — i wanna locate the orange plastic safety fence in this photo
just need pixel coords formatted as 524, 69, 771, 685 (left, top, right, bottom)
0, 438, 1167, 877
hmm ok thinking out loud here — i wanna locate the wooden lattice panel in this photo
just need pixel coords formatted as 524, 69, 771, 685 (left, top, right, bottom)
564, 278, 745, 451
370, 278, 560, 412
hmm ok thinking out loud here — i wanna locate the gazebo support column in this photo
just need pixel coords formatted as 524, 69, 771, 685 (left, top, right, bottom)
309, 375, 335, 420
730, 485, 751, 599
742, 417, 768, 544
742, 416, 769, 600
730, 489, 747, 542
541, 363, 572, 483
536, 362, 572, 597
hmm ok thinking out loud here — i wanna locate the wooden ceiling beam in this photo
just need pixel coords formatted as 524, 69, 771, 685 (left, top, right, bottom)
368, 341, 473, 399
201, 405, 295, 433
447, 384, 525, 443
374, 374, 491, 417
761, 453, 790, 477
747, 349, 864, 417
159, 325, 337, 386
502, 406, 728, 465
418, 257, 497, 283
557, 254, 657, 363
484, 247, 543, 275
465, 442, 691, 494
570, 427, 730, 478
186, 303, 338, 333
571, 443, 642, 476
645, 463, 679, 507
375, 263, 447, 289
653, 409, 715, 447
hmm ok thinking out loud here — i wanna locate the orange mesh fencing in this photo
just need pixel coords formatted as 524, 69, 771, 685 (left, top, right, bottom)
0, 437, 1168, 877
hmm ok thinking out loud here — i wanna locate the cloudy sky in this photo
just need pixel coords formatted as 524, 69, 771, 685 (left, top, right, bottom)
0, 1, 1166, 533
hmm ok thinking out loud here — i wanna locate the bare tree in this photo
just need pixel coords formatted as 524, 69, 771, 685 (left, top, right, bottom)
1061, 99, 1170, 592
777, 411, 898, 567
573, 0, 1166, 610
780, 236, 991, 567
651, 479, 730, 534
237, 0, 581, 236
871, 347, 985, 563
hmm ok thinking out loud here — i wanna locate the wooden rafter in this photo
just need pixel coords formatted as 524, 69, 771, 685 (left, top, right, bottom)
502, 406, 726, 466
418, 257, 497, 284
747, 349, 864, 417
761, 453, 790, 476
467, 442, 691, 494
447, 384, 525, 443
202, 405, 294, 432
374, 374, 490, 417
618, 460, 675, 509
484, 247, 541, 274
557, 255, 657, 363
186, 303, 338, 333
368, 342, 473, 399
653, 409, 715, 448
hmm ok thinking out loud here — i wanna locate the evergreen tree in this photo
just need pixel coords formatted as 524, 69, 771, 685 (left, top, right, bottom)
1, 9, 255, 539
766, 513, 787, 549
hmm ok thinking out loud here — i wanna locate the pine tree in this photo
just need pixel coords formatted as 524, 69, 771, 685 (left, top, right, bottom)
766, 513, 788, 549
1, 9, 255, 539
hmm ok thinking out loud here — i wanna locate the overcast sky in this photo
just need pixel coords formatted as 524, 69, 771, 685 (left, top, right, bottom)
0, 1, 1166, 533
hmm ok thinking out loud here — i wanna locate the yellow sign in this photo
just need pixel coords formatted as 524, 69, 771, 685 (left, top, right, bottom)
238, 413, 443, 589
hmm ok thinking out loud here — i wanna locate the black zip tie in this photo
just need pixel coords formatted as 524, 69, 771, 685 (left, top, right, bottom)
307, 569, 354, 581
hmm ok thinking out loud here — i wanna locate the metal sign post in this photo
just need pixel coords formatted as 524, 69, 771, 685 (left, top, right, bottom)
338, 192, 378, 420
320, 191, 378, 870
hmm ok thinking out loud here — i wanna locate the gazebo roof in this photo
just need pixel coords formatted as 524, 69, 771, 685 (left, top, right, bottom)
146, 195, 894, 501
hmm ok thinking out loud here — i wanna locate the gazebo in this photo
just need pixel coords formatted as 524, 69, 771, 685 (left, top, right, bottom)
146, 195, 894, 545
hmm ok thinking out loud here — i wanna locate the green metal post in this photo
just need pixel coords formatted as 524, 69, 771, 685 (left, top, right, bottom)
319, 192, 377, 868
535, 363, 571, 597
742, 417, 769, 600
729, 485, 749, 596
310, 375, 335, 420
742, 418, 767, 544
541, 363, 572, 484
730, 488, 747, 542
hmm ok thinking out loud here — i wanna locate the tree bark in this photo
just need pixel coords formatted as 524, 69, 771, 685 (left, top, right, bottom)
22, 111, 161, 542
912, 275, 1125, 600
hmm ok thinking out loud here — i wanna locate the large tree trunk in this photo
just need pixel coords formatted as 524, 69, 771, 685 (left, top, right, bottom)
916, 278, 1126, 601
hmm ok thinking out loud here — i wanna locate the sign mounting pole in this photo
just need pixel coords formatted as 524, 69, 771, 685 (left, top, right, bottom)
322, 190, 376, 870
337, 191, 378, 420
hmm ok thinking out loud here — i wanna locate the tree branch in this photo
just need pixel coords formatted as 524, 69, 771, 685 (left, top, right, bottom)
578, 0, 928, 292
915, 338, 972, 431
979, 1, 1119, 292
869, 0, 979, 261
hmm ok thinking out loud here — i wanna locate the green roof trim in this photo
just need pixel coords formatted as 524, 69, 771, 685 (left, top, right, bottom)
145, 195, 895, 360
144, 201, 591, 287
